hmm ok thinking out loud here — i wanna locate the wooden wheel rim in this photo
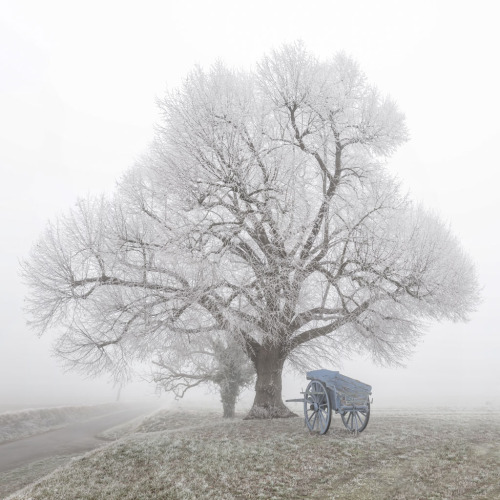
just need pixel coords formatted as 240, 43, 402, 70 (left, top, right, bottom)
303, 380, 332, 435
340, 401, 370, 433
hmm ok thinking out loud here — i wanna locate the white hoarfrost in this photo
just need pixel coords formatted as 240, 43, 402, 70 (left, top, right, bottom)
22, 42, 480, 418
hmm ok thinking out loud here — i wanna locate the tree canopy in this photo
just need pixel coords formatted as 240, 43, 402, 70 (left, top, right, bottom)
23, 43, 479, 417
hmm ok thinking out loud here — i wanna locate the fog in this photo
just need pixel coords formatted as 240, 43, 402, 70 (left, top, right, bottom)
1, 0, 499, 412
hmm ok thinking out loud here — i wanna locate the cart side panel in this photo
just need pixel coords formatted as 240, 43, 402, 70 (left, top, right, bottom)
332, 373, 372, 397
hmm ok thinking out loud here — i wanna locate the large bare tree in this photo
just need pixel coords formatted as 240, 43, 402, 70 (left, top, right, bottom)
23, 43, 479, 418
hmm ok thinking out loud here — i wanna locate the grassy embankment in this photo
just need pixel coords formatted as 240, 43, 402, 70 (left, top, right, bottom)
9, 408, 500, 500
0, 404, 121, 444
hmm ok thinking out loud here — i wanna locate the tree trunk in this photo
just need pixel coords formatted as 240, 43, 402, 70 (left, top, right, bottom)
244, 347, 297, 419
220, 381, 238, 418
222, 401, 235, 418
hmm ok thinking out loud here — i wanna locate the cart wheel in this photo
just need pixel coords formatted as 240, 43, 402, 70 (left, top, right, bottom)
340, 400, 370, 433
304, 380, 331, 435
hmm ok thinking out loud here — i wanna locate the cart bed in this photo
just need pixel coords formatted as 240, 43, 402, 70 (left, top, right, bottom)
306, 369, 372, 400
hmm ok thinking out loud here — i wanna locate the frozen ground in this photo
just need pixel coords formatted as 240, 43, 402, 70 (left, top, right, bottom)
7, 407, 500, 500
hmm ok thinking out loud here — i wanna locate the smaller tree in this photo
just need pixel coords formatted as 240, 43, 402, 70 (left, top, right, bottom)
152, 334, 255, 418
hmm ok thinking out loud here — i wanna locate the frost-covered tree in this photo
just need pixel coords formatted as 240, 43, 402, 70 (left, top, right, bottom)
23, 43, 479, 419
152, 334, 255, 418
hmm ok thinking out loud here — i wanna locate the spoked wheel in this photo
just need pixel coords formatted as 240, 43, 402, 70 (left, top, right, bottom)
304, 380, 332, 434
340, 400, 370, 433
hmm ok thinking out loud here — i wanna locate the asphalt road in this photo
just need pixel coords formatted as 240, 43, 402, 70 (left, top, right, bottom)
0, 404, 158, 497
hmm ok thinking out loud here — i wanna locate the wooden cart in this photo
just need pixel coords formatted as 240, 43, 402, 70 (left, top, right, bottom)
286, 369, 372, 435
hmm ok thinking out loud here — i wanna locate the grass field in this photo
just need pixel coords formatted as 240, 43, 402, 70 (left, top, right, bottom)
9, 408, 500, 500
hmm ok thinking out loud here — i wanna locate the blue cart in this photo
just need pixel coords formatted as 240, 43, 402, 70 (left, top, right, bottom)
286, 369, 372, 434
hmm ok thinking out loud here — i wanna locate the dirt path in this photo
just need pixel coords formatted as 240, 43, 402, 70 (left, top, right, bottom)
0, 404, 158, 498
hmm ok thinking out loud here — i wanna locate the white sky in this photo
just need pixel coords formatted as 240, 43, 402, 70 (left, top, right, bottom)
1, 0, 499, 410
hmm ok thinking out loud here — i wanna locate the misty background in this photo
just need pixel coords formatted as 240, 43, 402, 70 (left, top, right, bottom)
1, 0, 499, 411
